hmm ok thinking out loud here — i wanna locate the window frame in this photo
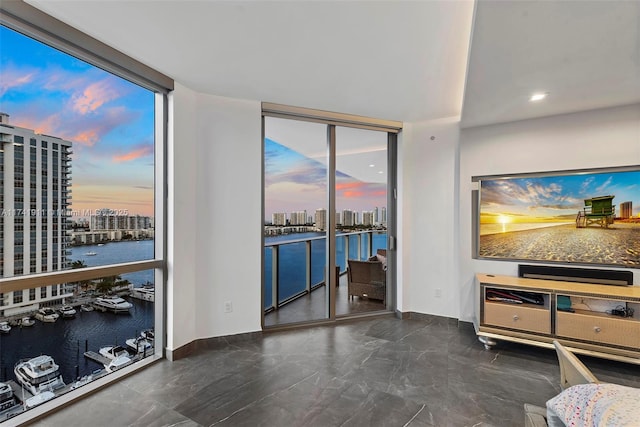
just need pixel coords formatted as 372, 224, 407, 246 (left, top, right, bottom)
0, 2, 170, 423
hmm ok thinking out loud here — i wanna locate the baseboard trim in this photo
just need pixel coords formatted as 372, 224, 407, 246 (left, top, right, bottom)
167, 330, 263, 361
167, 313, 469, 361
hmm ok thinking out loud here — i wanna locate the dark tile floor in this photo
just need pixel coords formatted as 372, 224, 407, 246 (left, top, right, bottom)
31, 316, 640, 427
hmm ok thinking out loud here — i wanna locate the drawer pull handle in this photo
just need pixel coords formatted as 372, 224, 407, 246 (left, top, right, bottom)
594, 326, 601, 333
513, 315, 519, 321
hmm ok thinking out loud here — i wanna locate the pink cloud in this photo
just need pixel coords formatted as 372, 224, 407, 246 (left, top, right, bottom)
112, 145, 153, 163
11, 113, 59, 136
0, 66, 36, 96
67, 106, 137, 147
71, 129, 100, 146
344, 191, 365, 198
71, 78, 121, 114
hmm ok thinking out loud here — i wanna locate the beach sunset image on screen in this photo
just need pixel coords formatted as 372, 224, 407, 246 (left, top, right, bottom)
478, 169, 640, 266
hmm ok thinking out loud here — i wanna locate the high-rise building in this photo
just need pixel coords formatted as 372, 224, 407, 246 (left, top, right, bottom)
315, 208, 327, 231
362, 211, 374, 226
373, 207, 379, 224
335, 211, 341, 225
90, 210, 152, 231
342, 209, 355, 226
381, 207, 387, 225
620, 201, 633, 219
290, 210, 307, 225
0, 113, 73, 316
272, 212, 286, 226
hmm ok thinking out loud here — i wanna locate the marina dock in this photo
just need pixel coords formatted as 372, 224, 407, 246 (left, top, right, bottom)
83, 351, 111, 366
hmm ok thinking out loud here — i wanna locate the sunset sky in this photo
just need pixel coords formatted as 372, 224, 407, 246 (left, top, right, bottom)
0, 26, 155, 217
480, 170, 640, 224
264, 138, 387, 221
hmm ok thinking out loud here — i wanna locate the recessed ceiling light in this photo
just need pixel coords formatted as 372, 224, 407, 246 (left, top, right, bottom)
378, 171, 384, 174
530, 93, 548, 102
369, 164, 375, 167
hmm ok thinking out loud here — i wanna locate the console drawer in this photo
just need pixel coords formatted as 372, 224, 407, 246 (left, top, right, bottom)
556, 312, 640, 349
484, 302, 550, 334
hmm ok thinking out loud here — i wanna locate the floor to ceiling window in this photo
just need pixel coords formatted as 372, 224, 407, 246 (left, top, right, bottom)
0, 3, 169, 422
262, 104, 400, 327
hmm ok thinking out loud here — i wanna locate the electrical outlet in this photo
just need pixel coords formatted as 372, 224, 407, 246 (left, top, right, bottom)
435, 288, 442, 298
224, 301, 233, 313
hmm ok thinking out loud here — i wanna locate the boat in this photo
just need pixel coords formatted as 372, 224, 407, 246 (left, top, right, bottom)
70, 371, 99, 390
0, 382, 16, 411
80, 304, 94, 312
99, 346, 133, 373
84, 251, 97, 256
58, 305, 77, 318
14, 355, 66, 396
140, 328, 155, 343
130, 286, 154, 302
35, 308, 59, 322
97, 243, 105, 246
20, 317, 35, 327
0, 322, 11, 334
93, 296, 133, 313
125, 335, 154, 355
99, 345, 130, 360
25, 391, 55, 408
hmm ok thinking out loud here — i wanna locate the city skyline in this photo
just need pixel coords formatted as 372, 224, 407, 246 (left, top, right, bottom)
264, 138, 387, 221
0, 26, 155, 217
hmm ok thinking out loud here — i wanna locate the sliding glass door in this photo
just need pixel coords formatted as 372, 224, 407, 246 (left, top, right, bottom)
262, 106, 399, 328
335, 127, 389, 316
263, 117, 329, 325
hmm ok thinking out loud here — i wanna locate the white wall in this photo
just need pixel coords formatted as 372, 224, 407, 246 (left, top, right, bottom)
169, 88, 638, 348
458, 104, 640, 322
167, 83, 198, 352
399, 117, 461, 318
168, 87, 262, 351
193, 94, 262, 338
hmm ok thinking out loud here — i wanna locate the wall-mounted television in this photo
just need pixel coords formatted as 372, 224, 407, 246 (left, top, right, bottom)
473, 166, 640, 268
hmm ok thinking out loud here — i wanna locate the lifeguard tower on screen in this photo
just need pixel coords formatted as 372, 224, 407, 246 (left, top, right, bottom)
576, 195, 615, 228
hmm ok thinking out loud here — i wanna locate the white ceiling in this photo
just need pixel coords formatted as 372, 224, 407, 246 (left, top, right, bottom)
28, 0, 474, 124
461, 1, 640, 128
27, 0, 640, 128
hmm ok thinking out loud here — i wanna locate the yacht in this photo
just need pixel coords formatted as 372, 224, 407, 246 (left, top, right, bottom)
0, 322, 11, 334
20, 317, 36, 327
80, 304, 94, 312
99, 346, 133, 372
93, 296, 133, 313
130, 286, 154, 302
84, 251, 97, 256
35, 308, 59, 322
59, 305, 77, 318
140, 328, 155, 342
125, 335, 154, 355
14, 355, 65, 396
0, 382, 16, 411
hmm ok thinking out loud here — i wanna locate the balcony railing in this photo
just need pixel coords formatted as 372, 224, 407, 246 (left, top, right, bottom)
264, 230, 387, 313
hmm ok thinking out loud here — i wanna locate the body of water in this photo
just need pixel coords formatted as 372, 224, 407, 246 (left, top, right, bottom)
72, 239, 155, 286
0, 240, 155, 388
480, 222, 572, 236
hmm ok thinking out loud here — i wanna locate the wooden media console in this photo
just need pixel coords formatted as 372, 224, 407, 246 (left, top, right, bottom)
476, 273, 640, 364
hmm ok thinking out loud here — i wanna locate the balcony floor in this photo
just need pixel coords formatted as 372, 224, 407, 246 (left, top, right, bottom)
265, 272, 385, 327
